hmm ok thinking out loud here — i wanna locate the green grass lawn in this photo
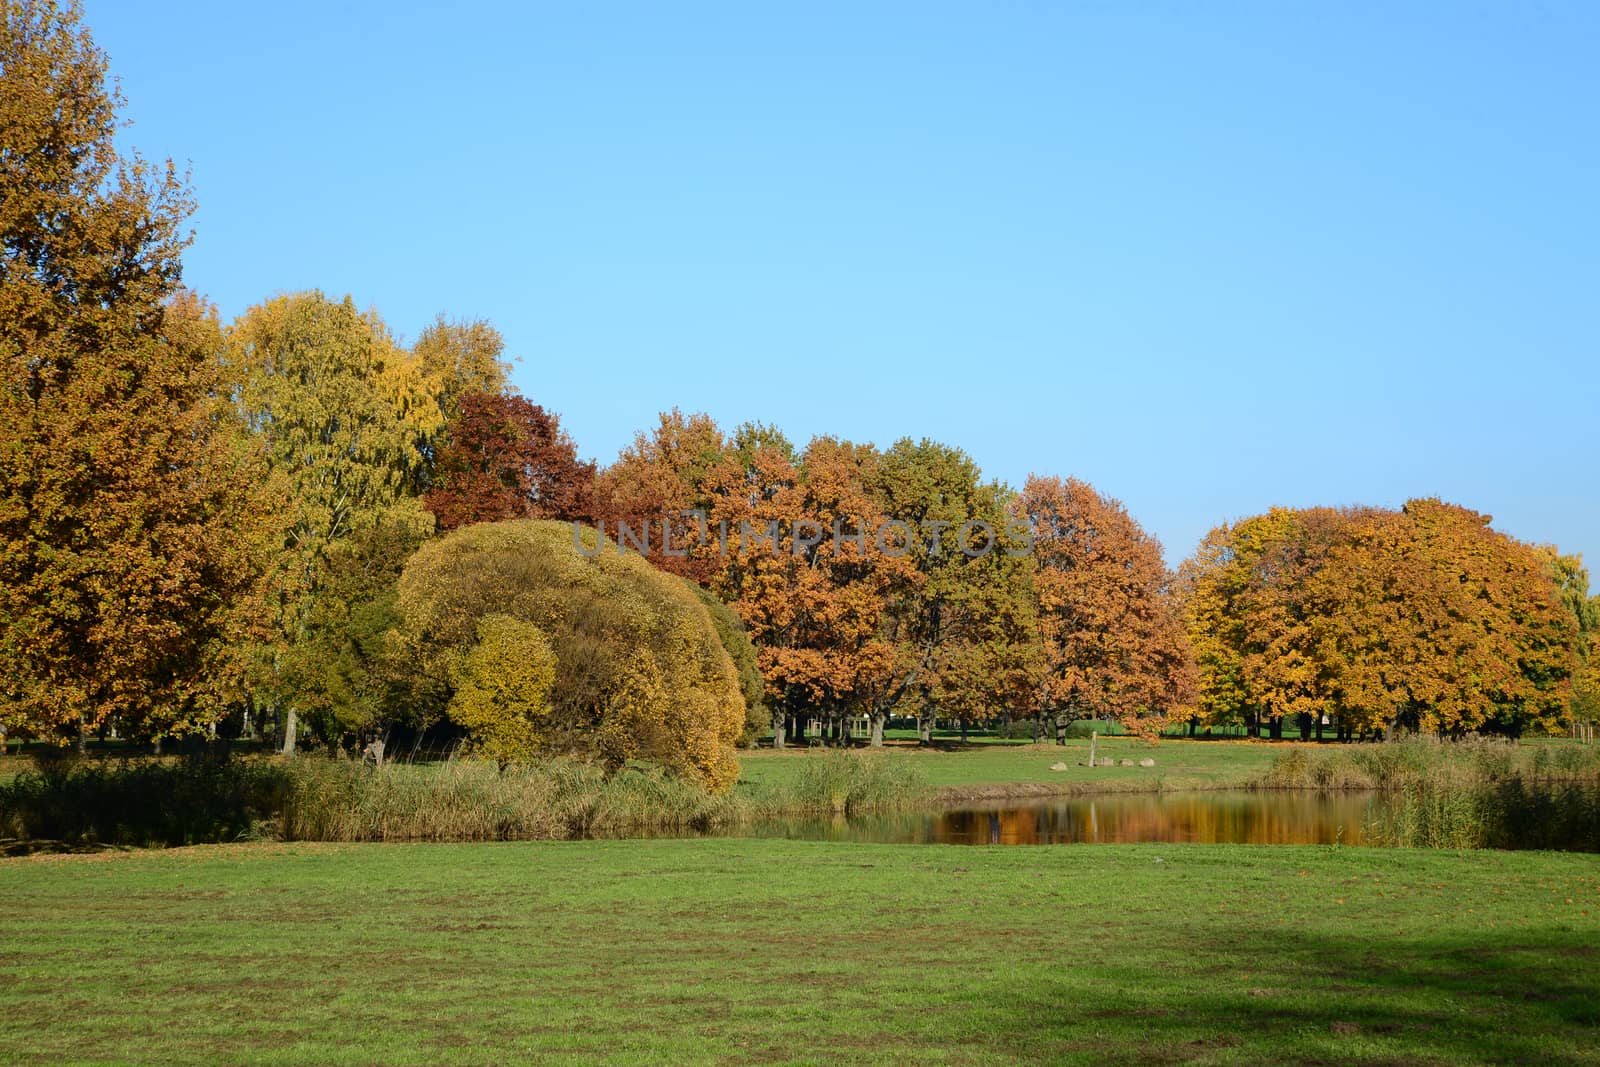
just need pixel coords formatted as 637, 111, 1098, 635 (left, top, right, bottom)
737, 737, 1290, 797
3, 839, 1596, 1066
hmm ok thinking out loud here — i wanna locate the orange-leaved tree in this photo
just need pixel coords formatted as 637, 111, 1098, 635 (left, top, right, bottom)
1183, 501, 1579, 739
590, 408, 727, 581
1015, 476, 1194, 739
703, 434, 919, 746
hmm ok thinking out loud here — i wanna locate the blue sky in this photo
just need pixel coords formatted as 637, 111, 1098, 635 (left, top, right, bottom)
87, 1, 1597, 566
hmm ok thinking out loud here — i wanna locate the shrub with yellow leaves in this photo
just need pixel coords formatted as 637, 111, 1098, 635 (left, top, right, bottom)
398, 520, 745, 792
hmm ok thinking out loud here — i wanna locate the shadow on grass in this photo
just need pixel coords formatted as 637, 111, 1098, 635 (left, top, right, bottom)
991, 927, 1598, 1066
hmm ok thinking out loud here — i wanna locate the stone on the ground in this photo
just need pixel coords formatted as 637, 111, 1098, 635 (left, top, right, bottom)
1049, 761, 1068, 771
1119, 758, 1134, 766
1139, 757, 1156, 767
1096, 757, 1114, 767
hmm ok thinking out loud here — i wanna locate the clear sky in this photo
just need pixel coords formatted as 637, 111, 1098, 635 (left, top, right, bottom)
85, 1, 1598, 566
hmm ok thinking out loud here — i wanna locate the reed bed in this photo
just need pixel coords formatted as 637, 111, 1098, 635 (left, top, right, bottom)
1256, 736, 1600, 851
1255, 735, 1600, 792
0, 748, 927, 849
1362, 774, 1600, 850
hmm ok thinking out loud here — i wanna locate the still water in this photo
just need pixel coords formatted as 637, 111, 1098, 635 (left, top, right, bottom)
735, 787, 1600, 850
746, 791, 1381, 847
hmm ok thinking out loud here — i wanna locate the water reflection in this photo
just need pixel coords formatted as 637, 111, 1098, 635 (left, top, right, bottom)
749, 792, 1385, 847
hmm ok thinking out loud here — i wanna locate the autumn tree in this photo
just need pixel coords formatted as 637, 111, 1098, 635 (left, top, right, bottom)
591, 408, 727, 580
1576, 609, 1600, 736
870, 439, 1038, 743
227, 291, 441, 751
0, 2, 272, 746
412, 314, 511, 426
1183, 501, 1579, 740
424, 392, 594, 531
1016, 476, 1195, 740
1240, 507, 1360, 739
1543, 552, 1598, 734
702, 435, 920, 747
1178, 522, 1255, 735
1316, 501, 1575, 737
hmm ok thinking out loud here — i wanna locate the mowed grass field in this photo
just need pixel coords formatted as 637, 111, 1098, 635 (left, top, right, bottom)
735, 737, 1289, 796
3, 839, 1596, 1066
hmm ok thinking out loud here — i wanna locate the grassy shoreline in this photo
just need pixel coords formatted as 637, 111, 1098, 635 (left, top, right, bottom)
3, 838, 1596, 1066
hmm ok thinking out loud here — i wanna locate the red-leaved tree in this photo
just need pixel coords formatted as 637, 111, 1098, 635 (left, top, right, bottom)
424, 393, 595, 530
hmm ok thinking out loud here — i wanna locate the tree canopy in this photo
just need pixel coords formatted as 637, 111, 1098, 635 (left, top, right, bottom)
1182, 501, 1579, 738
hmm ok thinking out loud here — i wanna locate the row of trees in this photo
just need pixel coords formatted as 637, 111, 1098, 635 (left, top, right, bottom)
572, 415, 1196, 746
2, 2, 1595, 778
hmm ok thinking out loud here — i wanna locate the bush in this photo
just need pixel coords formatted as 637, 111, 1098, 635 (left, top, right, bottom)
398, 520, 745, 792
447, 614, 558, 767
990, 720, 1039, 741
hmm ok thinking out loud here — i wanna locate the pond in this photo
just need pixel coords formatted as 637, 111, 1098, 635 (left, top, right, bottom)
733, 786, 1600, 850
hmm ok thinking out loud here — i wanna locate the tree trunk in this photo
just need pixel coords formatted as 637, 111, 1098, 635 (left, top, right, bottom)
1054, 713, 1067, 746
771, 711, 786, 750
959, 718, 968, 743
1187, 717, 1197, 738
918, 716, 932, 745
1315, 715, 1324, 741
869, 713, 885, 747
281, 708, 299, 755
1269, 716, 1283, 740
